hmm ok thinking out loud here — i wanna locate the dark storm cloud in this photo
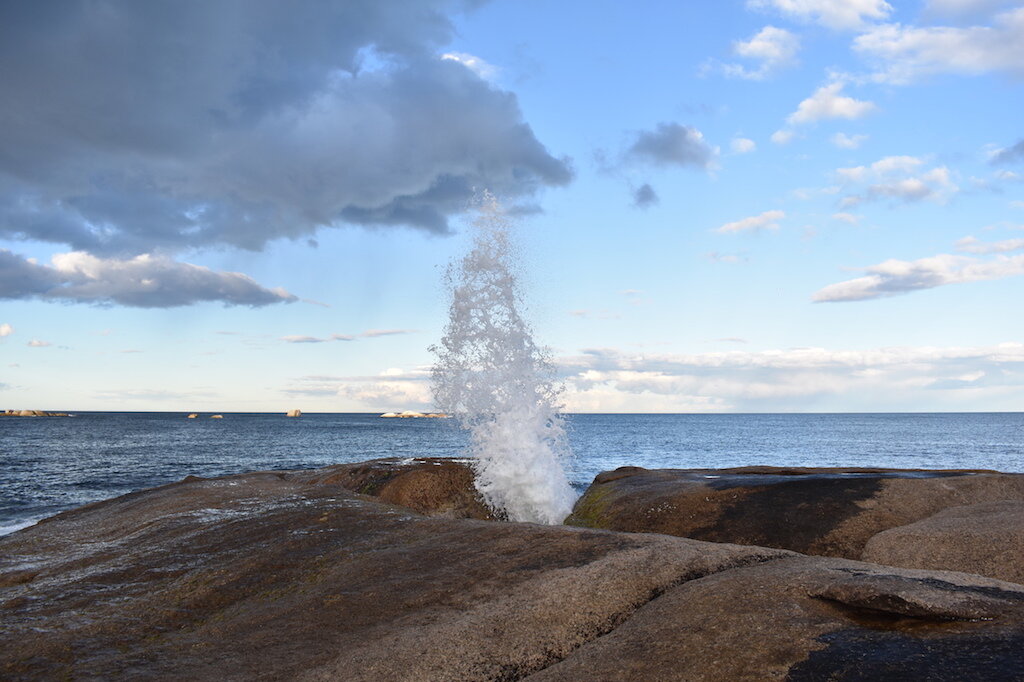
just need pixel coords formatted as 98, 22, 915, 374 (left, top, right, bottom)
627, 123, 717, 169
0, 249, 295, 308
631, 183, 659, 209
992, 140, 1024, 164
0, 0, 571, 259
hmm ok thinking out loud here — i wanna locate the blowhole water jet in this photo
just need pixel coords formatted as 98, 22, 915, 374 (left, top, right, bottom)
430, 193, 576, 524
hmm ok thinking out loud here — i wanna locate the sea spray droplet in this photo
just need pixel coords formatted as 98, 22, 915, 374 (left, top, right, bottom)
430, 193, 577, 524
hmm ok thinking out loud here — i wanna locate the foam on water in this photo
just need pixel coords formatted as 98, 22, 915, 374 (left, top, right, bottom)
431, 193, 577, 524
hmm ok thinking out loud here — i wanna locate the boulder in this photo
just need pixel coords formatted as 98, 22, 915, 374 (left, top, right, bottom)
565, 466, 1024, 561
862, 501, 1024, 584
290, 457, 493, 520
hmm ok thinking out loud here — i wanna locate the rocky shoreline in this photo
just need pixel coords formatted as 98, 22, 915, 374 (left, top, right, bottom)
3, 459, 1024, 680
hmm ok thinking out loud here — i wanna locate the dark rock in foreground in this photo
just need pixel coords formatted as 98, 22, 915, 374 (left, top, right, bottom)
565, 466, 1024, 581
2, 461, 1024, 680
532, 556, 1024, 681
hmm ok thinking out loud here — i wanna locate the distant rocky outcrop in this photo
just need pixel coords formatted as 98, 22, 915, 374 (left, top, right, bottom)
2, 409, 69, 417
186, 413, 198, 418
565, 466, 1024, 582
286, 409, 302, 417
3, 462, 1024, 680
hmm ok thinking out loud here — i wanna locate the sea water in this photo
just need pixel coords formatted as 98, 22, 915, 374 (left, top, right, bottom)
1, 411, 1022, 535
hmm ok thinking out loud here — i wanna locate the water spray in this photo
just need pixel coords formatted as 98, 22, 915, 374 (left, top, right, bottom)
431, 192, 576, 524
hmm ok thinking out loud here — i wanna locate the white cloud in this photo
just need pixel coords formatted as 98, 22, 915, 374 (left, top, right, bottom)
832, 212, 862, 224
716, 210, 785, 234
786, 82, 877, 125
1012, 201, 1024, 209
705, 251, 749, 264
0, 250, 296, 308
281, 335, 327, 344
955, 235, 1024, 254
748, 0, 893, 29
731, 137, 757, 154
28, 339, 51, 347
0, 323, 11, 337
813, 252, 1024, 302
991, 140, 1024, 164
831, 132, 869, 149
440, 52, 498, 80
558, 342, 1024, 411
854, 8, 1024, 83
361, 329, 417, 337
721, 26, 800, 79
835, 156, 958, 207
771, 129, 796, 145
281, 329, 414, 343
925, 0, 1020, 18
284, 367, 432, 410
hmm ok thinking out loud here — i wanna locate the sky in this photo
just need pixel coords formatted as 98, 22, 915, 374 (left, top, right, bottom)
1, 0, 1023, 413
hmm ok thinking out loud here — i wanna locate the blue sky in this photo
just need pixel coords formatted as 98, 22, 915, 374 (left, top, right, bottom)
2, 0, 1023, 412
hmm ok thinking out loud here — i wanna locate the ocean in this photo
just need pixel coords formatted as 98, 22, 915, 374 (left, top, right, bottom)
2, 412, 1022, 534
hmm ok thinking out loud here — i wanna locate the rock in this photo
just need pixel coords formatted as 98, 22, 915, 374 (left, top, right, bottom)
186, 413, 198, 418
2, 409, 69, 417
210, 414, 223, 419
0, 467, 789, 681
290, 457, 493, 520
4, 464, 1024, 680
565, 466, 1024, 562
530, 556, 1024, 681
286, 409, 302, 417
862, 501, 1024, 584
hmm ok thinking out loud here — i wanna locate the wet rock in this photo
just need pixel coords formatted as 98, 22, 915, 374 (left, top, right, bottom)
290, 456, 493, 519
531, 557, 1024, 681
565, 466, 1024, 561
0, 468, 788, 681
862, 501, 1024, 584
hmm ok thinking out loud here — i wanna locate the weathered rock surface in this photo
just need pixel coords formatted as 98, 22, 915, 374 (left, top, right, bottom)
3, 462, 1024, 680
565, 466, 1024, 566
291, 456, 493, 519
863, 501, 1024, 584
530, 557, 1024, 681
0, 467, 787, 680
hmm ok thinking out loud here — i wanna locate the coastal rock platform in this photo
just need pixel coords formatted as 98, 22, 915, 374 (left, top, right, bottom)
566, 465, 1024, 582
3, 461, 1024, 680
